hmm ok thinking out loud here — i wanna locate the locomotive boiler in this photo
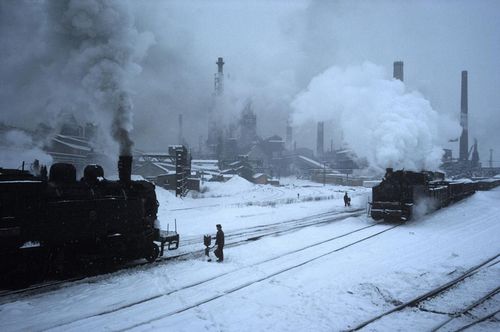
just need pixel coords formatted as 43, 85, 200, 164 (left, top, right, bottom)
370, 168, 476, 222
0, 156, 178, 287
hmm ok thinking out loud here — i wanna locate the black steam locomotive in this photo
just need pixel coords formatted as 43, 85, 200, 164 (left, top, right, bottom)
0, 156, 179, 287
370, 168, 478, 222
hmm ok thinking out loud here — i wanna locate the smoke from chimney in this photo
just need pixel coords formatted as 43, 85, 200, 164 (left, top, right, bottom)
49, 1, 154, 158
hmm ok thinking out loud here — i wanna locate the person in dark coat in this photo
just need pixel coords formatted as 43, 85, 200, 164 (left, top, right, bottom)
344, 192, 351, 207
214, 224, 225, 262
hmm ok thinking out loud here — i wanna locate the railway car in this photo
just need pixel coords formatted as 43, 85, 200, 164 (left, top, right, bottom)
370, 168, 475, 222
0, 156, 179, 287
474, 178, 500, 191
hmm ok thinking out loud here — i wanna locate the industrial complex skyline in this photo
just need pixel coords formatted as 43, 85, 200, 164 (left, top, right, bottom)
1, 0, 499, 169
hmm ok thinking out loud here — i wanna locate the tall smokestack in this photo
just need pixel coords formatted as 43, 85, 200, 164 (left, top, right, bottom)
178, 114, 183, 144
459, 70, 468, 161
393, 61, 404, 82
317, 121, 324, 158
216, 57, 224, 74
286, 119, 293, 150
214, 57, 225, 96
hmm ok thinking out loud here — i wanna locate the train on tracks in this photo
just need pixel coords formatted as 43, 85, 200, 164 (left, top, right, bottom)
370, 168, 500, 222
0, 156, 179, 288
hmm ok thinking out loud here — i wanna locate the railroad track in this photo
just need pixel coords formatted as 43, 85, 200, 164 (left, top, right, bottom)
180, 208, 365, 247
0, 208, 365, 303
431, 286, 500, 331
347, 254, 500, 331
43, 222, 400, 332
450, 308, 500, 332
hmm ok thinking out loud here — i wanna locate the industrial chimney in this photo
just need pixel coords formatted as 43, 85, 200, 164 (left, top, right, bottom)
317, 122, 324, 158
178, 114, 183, 144
286, 119, 293, 151
214, 57, 225, 96
393, 61, 404, 82
459, 70, 468, 161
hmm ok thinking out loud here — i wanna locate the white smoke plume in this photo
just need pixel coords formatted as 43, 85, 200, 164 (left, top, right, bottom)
0, 130, 53, 169
291, 62, 461, 175
42, 0, 154, 156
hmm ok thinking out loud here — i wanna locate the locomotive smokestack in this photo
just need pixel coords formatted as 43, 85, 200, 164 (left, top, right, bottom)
459, 70, 468, 161
393, 61, 404, 82
118, 155, 132, 183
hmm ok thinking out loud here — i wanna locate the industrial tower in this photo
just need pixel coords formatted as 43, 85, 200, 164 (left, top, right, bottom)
214, 57, 224, 96
459, 71, 468, 161
207, 57, 225, 156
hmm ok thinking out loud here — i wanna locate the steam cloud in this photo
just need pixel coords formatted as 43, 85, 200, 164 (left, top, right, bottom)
292, 62, 461, 174
0, 130, 53, 169
45, 0, 155, 156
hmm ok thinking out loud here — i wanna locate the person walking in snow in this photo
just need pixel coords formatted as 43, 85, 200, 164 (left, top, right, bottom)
214, 224, 225, 262
344, 192, 351, 207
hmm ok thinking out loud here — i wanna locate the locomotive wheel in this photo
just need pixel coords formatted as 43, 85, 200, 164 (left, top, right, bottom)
145, 243, 160, 263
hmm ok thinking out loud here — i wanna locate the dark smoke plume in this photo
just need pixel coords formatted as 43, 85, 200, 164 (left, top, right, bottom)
45, 0, 154, 156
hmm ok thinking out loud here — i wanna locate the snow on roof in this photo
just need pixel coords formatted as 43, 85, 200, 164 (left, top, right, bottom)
56, 134, 90, 144
52, 136, 92, 152
253, 173, 266, 178
0, 180, 42, 184
141, 152, 170, 156
153, 162, 171, 173
192, 159, 218, 163
452, 178, 474, 183
298, 155, 324, 168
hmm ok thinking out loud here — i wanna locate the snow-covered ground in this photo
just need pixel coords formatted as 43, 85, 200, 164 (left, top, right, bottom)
0, 176, 499, 332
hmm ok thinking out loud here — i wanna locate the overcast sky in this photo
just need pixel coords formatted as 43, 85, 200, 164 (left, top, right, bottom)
1, 0, 499, 165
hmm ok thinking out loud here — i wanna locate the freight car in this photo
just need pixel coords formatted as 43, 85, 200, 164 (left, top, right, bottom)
0, 156, 179, 287
473, 177, 500, 191
370, 168, 477, 222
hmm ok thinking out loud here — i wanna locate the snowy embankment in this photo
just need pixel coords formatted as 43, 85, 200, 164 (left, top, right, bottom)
0, 177, 499, 332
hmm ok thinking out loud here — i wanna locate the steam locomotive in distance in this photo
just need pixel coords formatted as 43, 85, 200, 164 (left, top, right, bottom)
0, 156, 179, 288
370, 168, 481, 222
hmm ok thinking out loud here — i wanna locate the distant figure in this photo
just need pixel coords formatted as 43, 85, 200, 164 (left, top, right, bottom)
297, 193, 300, 200
214, 224, 225, 262
344, 192, 351, 207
